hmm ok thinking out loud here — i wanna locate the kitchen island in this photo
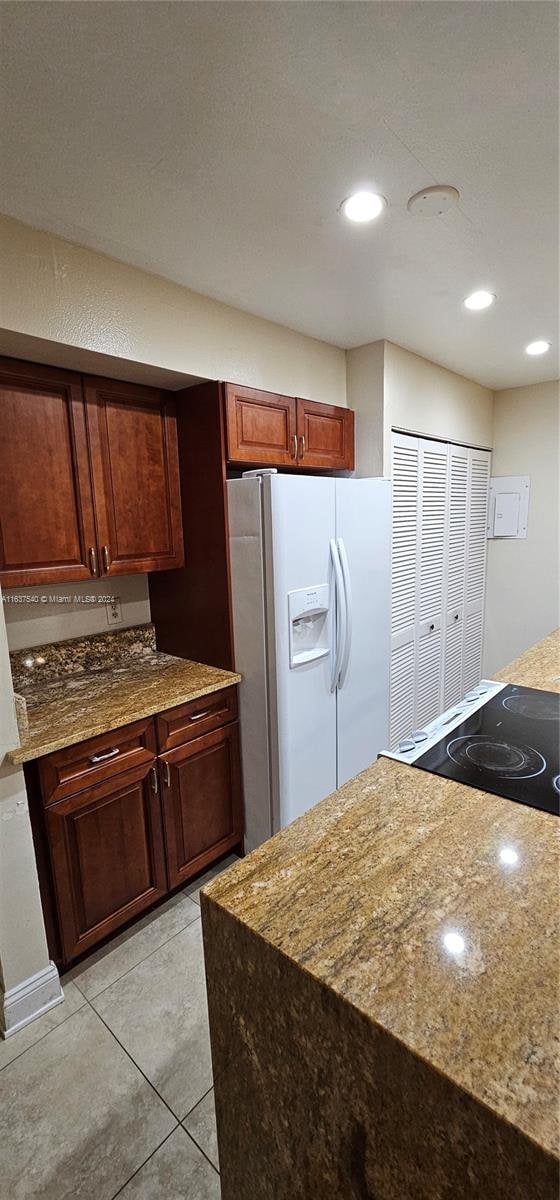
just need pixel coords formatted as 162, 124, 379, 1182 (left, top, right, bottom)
201, 630, 559, 1199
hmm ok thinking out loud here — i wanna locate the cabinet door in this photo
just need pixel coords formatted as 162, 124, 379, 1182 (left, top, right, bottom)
296, 399, 354, 470
0, 358, 98, 588
85, 377, 184, 574
161, 723, 243, 888
46, 760, 167, 963
224, 383, 298, 465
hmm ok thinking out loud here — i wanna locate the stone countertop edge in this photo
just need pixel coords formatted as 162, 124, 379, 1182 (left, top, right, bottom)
201, 628, 560, 1159
7, 656, 241, 765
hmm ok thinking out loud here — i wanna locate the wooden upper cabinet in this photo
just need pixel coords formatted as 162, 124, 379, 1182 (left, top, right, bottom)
0, 359, 98, 588
84, 377, 184, 575
296, 398, 355, 470
223, 383, 354, 471
224, 384, 298, 466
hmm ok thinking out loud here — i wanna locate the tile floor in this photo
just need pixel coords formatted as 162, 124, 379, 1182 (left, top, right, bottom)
0, 854, 240, 1199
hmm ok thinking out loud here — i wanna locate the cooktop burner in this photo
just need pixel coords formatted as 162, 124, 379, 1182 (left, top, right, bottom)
414, 684, 559, 816
446, 735, 546, 778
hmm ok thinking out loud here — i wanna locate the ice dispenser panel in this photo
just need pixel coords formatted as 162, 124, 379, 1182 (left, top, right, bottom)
288, 584, 330, 668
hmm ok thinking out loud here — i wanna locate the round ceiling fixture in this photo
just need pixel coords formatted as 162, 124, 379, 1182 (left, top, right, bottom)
464, 290, 496, 311
407, 184, 459, 217
525, 340, 551, 356
341, 191, 386, 223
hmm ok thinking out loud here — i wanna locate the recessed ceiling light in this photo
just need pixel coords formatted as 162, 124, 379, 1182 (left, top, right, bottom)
464, 290, 496, 311
525, 340, 551, 356
341, 191, 386, 223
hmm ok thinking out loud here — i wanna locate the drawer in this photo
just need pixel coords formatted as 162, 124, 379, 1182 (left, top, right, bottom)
39, 717, 157, 807
157, 686, 238, 752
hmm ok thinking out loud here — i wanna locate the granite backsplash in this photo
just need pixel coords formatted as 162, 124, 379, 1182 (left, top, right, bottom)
10, 623, 156, 691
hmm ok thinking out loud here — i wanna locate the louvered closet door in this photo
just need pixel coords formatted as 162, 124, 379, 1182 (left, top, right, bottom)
415, 439, 448, 727
390, 433, 491, 748
443, 446, 468, 707
463, 448, 491, 691
390, 435, 419, 748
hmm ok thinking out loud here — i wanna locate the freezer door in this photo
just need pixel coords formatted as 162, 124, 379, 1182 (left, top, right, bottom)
335, 478, 391, 786
264, 474, 337, 830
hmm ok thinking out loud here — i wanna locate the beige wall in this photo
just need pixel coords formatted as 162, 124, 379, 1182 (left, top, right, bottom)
345, 340, 385, 477
383, 340, 493, 470
4, 575, 151, 652
0, 215, 346, 404
484, 380, 560, 675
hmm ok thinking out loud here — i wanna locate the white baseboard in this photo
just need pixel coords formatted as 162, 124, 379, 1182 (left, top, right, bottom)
1, 961, 63, 1038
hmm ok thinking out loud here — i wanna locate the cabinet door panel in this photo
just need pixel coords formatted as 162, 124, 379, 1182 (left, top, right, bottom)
0, 359, 97, 587
225, 384, 297, 465
85, 377, 184, 574
297, 399, 354, 470
161, 723, 243, 888
47, 762, 166, 963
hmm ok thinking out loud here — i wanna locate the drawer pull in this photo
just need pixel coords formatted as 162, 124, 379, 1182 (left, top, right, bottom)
90, 747, 120, 764
163, 761, 171, 788
150, 766, 158, 794
189, 710, 212, 722
102, 544, 111, 572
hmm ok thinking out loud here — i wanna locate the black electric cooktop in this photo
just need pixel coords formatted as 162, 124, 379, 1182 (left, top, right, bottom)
414, 684, 560, 817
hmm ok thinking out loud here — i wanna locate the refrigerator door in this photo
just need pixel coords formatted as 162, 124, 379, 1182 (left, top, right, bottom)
335, 478, 391, 787
227, 477, 272, 853
263, 473, 338, 830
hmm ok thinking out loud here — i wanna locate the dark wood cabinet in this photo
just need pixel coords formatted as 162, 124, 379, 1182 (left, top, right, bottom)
160, 722, 243, 889
0, 359, 184, 588
46, 759, 167, 962
224, 383, 298, 466
84, 377, 184, 575
296, 398, 354, 470
223, 382, 354, 471
29, 690, 243, 966
0, 358, 98, 588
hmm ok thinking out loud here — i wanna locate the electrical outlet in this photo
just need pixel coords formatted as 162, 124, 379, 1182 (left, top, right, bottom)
106, 597, 123, 625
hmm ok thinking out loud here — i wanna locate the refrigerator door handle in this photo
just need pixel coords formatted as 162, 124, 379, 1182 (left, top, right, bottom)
329, 538, 346, 692
337, 537, 353, 688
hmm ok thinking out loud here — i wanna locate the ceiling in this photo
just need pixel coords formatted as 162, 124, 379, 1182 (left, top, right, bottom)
1, 2, 558, 389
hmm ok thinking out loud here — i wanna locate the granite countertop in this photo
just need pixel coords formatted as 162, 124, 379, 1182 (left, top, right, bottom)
204, 629, 560, 1159
8, 626, 240, 764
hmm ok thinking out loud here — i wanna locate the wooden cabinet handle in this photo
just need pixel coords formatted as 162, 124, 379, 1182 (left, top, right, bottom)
89, 546, 98, 577
90, 747, 120, 764
102, 544, 111, 572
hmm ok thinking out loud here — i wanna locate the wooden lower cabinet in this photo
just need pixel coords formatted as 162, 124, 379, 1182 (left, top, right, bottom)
160, 722, 243, 888
30, 691, 243, 966
46, 760, 167, 963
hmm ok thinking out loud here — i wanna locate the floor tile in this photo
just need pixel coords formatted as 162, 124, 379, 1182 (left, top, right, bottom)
186, 854, 240, 905
0, 979, 85, 1071
117, 1127, 220, 1199
92, 919, 212, 1119
0, 1005, 175, 1200
67, 890, 200, 1000
184, 1088, 219, 1170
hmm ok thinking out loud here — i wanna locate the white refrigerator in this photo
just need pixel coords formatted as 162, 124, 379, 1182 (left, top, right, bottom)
227, 472, 391, 852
